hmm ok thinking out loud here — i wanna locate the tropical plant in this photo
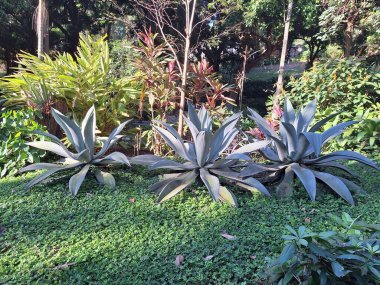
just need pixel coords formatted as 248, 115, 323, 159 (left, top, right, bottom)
286, 57, 379, 151
266, 212, 380, 285
0, 34, 139, 134
20, 106, 131, 195
131, 103, 270, 206
0, 108, 46, 177
241, 98, 379, 204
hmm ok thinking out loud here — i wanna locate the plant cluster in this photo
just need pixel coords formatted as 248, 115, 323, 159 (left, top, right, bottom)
286, 57, 379, 152
0, 108, 46, 177
267, 212, 380, 284
0, 34, 139, 134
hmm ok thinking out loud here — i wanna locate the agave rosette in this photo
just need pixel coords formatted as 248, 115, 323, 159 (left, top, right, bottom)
131, 104, 270, 206
242, 98, 379, 204
20, 106, 131, 195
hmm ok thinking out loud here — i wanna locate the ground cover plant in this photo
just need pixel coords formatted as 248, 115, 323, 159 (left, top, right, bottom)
20, 106, 131, 195
0, 156, 379, 284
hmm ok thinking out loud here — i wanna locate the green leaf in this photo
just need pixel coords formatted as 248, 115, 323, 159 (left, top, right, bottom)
218, 186, 238, 207
200, 168, 220, 201
277, 243, 296, 265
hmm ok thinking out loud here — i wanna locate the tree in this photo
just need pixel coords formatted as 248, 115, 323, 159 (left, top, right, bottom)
319, 0, 376, 57
34, 0, 49, 58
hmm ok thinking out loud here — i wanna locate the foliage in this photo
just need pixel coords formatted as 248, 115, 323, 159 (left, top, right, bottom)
0, 155, 379, 284
131, 104, 270, 206
286, 57, 379, 151
242, 98, 379, 204
0, 108, 46, 177
109, 39, 139, 79
267, 212, 380, 284
0, 34, 139, 133
20, 106, 131, 196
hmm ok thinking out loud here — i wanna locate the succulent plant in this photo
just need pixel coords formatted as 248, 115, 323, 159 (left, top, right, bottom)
20, 106, 131, 195
131, 103, 270, 206
242, 98, 379, 204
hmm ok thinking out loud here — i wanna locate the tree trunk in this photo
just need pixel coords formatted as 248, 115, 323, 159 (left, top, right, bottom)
36, 0, 48, 58
177, 0, 197, 137
274, 0, 294, 107
344, 21, 354, 57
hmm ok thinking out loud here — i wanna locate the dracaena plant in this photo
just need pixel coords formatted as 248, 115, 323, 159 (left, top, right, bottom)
131, 103, 270, 207
241, 98, 379, 204
20, 106, 131, 195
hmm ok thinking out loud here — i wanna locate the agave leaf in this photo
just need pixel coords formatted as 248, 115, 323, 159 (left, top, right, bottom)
293, 111, 305, 136
183, 115, 201, 142
305, 151, 379, 170
301, 132, 323, 157
233, 140, 270, 154
282, 98, 295, 124
239, 163, 283, 178
291, 163, 317, 201
27, 141, 72, 158
51, 108, 85, 152
20, 163, 75, 172
94, 119, 131, 159
312, 170, 354, 205
224, 153, 251, 161
260, 147, 282, 162
200, 168, 220, 201
187, 102, 201, 130
73, 148, 91, 162
309, 111, 343, 132
281, 122, 298, 157
69, 164, 91, 196
247, 107, 279, 139
198, 106, 212, 131
300, 99, 316, 131
336, 176, 364, 194
313, 161, 359, 178
81, 105, 96, 158
153, 125, 190, 161
129, 154, 163, 166
94, 169, 116, 188
150, 159, 195, 170
183, 143, 197, 161
236, 178, 270, 196
31, 130, 75, 156
215, 129, 239, 159
93, 152, 130, 166
194, 131, 207, 166
157, 170, 198, 202
219, 186, 238, 207
268, 135, 288, 162
208, 158, 237, 169
24, 162, 82, 189
321, 120, 358, 145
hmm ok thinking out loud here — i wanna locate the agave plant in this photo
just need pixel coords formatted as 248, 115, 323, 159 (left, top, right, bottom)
131, 104, 270, 206
241, 98, 379, 204
20, 106, 131, 195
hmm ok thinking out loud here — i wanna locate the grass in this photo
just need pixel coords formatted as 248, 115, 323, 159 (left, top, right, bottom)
0, 159, 379, 284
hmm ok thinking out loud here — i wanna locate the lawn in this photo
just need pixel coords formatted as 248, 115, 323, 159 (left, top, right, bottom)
0, 158, 379, 284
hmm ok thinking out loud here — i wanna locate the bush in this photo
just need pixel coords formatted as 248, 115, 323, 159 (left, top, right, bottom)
266, 212, 380, 284
286, 57, 379, 151
0, 108, 46, 177
0, 34, 139, 134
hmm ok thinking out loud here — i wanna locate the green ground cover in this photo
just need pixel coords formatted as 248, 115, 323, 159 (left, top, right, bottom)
0, 158, 379, 284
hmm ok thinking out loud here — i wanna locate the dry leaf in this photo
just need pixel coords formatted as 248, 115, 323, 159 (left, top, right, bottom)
53, 262, 76, 270
204, 255, 214, 261
221, 233, 237, 240
250, 255, 257, 260
129, 197, 135, 203
305, 217, 311, 223
175, 255, 184, 266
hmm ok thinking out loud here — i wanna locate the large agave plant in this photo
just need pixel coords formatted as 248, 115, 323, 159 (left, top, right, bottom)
20, 106, 131, 195
242, 98, 379, 204
131, 104, 270, 206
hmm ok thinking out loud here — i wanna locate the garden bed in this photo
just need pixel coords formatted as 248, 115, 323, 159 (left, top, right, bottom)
0, 158, 379, 284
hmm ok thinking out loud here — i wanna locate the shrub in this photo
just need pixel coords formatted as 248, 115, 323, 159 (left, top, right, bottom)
20, 106, 131, 195
0, 34, 139, 134
242, 98, 379, 204
267, 212, 380, 285
286, 57, 379, 151
0, 108, 46, 177
131, 103, 270, 206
